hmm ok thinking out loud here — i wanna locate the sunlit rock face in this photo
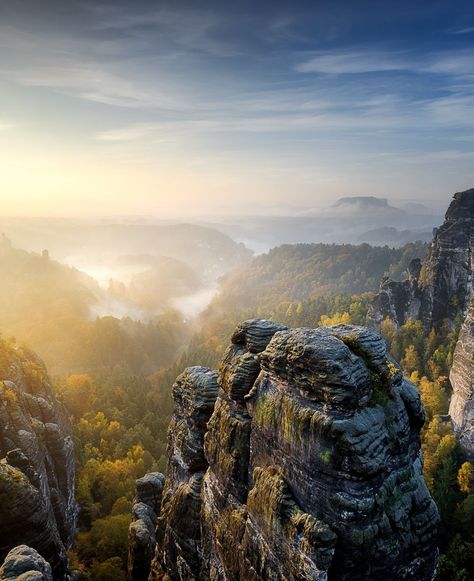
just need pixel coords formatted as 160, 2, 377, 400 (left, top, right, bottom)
143, 320, 439, 581
0, 344, 76, 580
450, 298, 474, 459
369, 188, 474, 329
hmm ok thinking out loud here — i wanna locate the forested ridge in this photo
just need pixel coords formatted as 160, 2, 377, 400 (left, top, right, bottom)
211, 241, 426, 311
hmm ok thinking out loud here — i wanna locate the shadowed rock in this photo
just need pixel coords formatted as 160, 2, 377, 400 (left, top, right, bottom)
0, 345, 76, 580
128, 473, 165, 581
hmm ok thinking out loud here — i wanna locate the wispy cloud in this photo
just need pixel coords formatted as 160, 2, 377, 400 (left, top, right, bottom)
451, 26, 474, 35
426, 51, 474, 76
427, 94, 474, 127
296, 50, 411, 74
296, 48, 474, 79
86, 4, 240, 57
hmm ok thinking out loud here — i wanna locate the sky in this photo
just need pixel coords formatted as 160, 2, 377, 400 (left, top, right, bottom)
0, 0, 473, 217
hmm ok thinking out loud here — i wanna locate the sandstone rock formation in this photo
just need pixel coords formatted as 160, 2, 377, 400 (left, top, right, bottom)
450, 297, 474, 459
149, 366, 219, 581
369, 188, 474, 329
139, 319, 439, 581
128, 473, 166, 581
0, 342, 76, 579
0, 545, 53, 581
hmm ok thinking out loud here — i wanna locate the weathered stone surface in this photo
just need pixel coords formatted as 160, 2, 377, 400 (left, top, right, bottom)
450, 297, 474, 458
147, 366, 219, 581
369, 188, 474, 329
247, 325, 437, 580
145, 320, 439, 581
369, 188, 474, 460
0, 344, 76, 580
0, 545, 53, 581
128, 473, 165, 581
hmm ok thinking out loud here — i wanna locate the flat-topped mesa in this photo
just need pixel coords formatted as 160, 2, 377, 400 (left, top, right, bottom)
0, 344, 76, 580
143, 320, 439, 581
450, 297, 474, 459
369, 188, 474, 329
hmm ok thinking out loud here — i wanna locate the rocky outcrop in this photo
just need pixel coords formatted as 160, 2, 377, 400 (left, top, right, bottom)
450, 297, 474, 458
369, 188, 474, 329
0, 545, 53, 580
128, 473, 165, 581
369, 258, 423, 327
0, 342, 76, 579
144, 319, 439, 581
149, 366, 219, 580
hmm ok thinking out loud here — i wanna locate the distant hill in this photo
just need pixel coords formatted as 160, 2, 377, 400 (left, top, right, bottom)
201, 196, 441, 251
357, 226, 433, 245
0, 218, 252, 279
331, 196, 404, 216
209, 241, 427, 312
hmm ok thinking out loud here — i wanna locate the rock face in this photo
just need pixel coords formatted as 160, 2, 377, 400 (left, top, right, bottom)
149, 366, 219, 581
0, 342, 76, 579
128, 473, 166, 581
450, 297, 474, 458
0, 545, 53, 581
143, 319, 439, 581
369, 188, 474, 329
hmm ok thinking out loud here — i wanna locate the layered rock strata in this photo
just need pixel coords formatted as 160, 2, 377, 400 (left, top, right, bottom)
143, 319, 439, 581
0, 343, 76, 579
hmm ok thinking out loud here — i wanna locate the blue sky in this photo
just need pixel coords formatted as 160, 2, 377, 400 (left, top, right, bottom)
0, 0, 473, 216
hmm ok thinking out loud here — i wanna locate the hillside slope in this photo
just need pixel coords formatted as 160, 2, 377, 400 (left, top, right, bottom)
210, 242, 427, 312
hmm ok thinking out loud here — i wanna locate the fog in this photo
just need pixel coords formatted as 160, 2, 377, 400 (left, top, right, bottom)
0, 195, 443, 324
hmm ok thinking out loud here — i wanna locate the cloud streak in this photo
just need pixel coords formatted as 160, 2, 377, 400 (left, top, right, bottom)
296, 50, 411, 74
